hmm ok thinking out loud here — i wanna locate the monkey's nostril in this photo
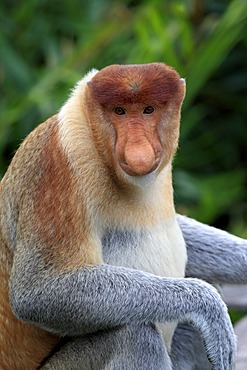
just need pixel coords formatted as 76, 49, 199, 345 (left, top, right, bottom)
155, 146, 162, 156
121, 161, 130, 171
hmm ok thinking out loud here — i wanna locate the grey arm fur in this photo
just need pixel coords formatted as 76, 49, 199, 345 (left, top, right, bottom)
11, 250, 236, 370
177, 214, 247, 284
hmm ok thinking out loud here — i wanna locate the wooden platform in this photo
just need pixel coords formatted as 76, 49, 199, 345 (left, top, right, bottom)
222, 284, 247, 370
222, 284, 247, 310
235, 317, 247, 370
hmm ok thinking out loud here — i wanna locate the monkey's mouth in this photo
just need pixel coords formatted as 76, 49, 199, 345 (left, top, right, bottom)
119, 157, 160, 177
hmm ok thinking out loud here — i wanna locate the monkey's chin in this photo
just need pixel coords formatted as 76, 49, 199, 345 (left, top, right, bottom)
119, 161, 159, 177
118, 165, 159, 188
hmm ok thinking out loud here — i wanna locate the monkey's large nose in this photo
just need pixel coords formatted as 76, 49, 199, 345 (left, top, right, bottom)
121, 142, 160, 176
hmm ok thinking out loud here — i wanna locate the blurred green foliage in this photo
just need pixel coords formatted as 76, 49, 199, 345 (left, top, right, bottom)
0, 0, 247, 236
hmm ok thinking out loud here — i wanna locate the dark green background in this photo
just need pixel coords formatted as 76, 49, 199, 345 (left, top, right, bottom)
1, 0, 247, 236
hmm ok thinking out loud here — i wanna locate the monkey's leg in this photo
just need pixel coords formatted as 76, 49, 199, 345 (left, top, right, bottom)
170, 323, 211, 370
177, 214, 247, 284
41, 323, 170, 370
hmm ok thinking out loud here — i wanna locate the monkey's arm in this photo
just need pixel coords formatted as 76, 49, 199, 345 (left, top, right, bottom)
10, 244, 235, 370
177, 214, 247, 284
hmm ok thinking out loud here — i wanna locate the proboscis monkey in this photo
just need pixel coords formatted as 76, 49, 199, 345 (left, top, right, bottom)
1, 63, 246, 370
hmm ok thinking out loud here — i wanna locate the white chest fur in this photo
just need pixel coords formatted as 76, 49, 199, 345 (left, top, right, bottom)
102, 217, 187, 349
102, 218, 186, 278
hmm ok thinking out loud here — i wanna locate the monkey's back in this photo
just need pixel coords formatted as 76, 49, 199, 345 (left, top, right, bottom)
0, 119, 60, 370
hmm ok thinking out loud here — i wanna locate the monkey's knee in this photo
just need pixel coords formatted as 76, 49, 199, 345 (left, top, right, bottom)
39, 337, 84, 370
119, 323, 171, 370
41, 324, 171, 370
93, 323, 171, 370
40, 333, 115, 370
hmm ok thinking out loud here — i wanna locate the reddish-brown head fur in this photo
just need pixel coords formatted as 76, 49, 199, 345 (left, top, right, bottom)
87, 63, 185, 179
88, 63, 182, 106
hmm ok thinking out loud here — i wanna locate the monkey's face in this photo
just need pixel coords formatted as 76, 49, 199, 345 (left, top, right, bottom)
87, 63, 186, 182
106, 103, 165, 177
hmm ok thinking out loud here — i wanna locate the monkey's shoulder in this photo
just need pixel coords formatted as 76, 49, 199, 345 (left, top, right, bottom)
1, 115, 68, 199
0, 115, 66, 239
2, 115, 59, 181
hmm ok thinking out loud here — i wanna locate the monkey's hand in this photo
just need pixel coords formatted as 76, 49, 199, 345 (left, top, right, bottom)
180, 278, 236, 370
10, 263, 236, 369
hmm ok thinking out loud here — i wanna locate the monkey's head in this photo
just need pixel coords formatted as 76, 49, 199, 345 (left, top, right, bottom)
86, 63, 185, 183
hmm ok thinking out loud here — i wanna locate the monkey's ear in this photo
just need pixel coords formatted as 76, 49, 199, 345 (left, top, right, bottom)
87, 81, 91, 86
179, 78, 186, 98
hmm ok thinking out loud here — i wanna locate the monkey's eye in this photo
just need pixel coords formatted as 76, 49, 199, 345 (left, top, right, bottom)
143, 106, 155, 114
114, 107, 126, 115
